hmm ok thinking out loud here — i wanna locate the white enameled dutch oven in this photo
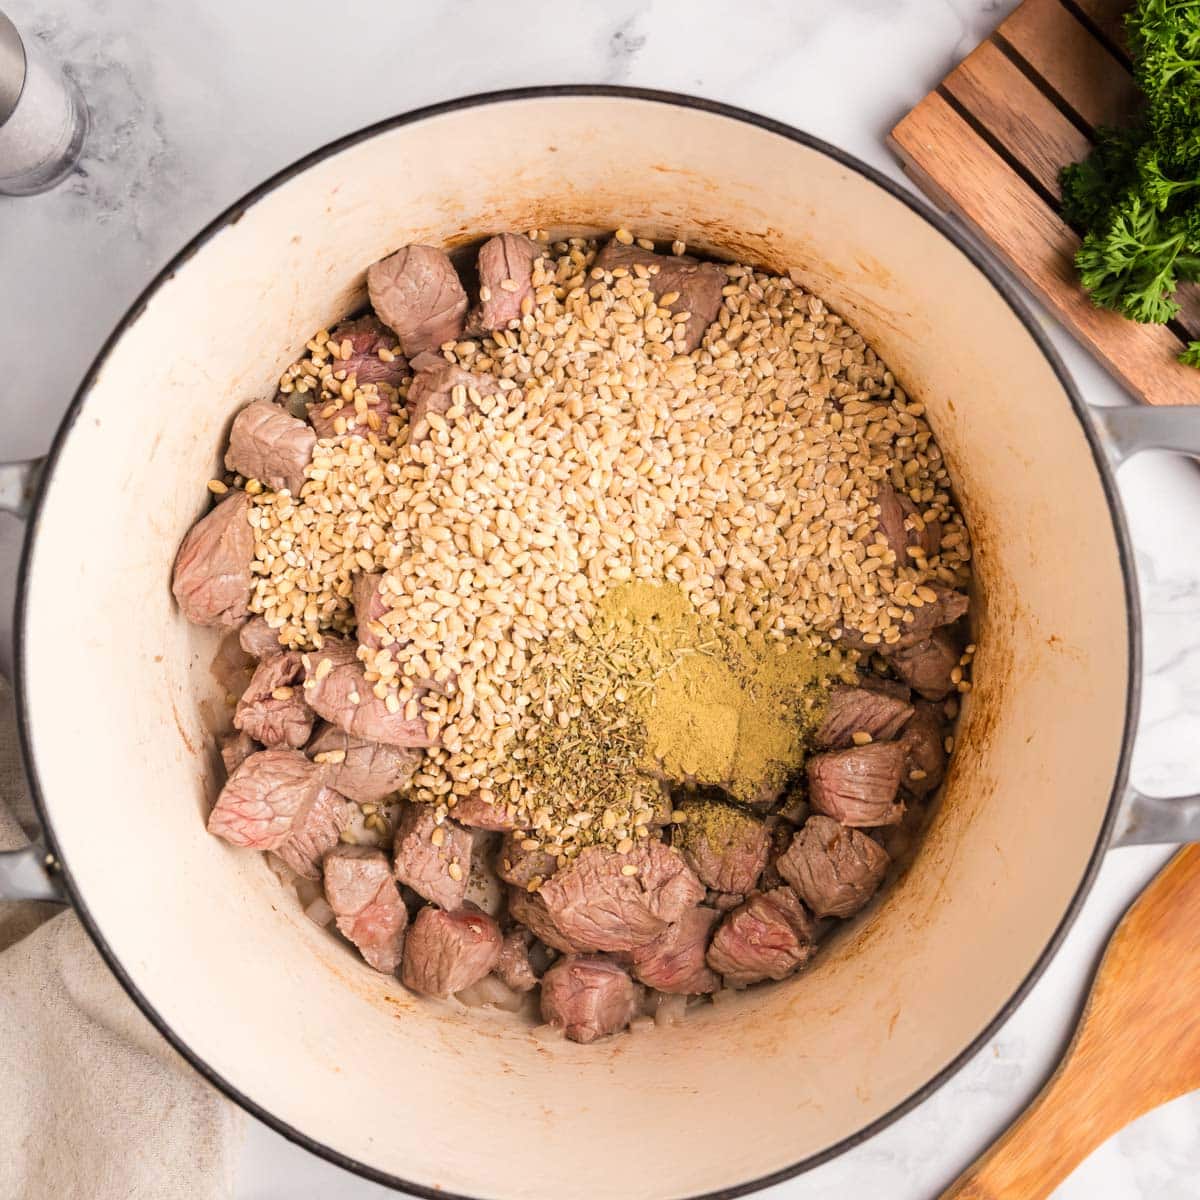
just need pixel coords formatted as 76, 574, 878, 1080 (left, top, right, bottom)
2, 88, 1199, 1200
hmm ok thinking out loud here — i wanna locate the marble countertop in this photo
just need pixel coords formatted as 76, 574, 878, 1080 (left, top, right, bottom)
3, 0, 1199, 1196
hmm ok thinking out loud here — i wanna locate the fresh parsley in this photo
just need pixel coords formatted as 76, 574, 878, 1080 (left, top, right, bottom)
1061, 0, 1200, 364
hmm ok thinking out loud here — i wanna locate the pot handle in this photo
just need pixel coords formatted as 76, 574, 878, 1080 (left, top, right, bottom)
0, 457, 66, 903
0, 844, 66, 902
0, 457, 43, 678
1091, 404, 1200, 846
0, 458, 43, 520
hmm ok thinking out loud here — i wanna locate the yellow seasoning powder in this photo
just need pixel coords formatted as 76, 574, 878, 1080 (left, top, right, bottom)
593, 582, 848, 804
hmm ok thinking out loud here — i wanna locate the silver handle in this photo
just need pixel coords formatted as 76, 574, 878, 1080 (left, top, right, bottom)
0, 458, 43, 519
1091, 403, 1200, 846
1112, 788, 1200, 847
0, 843, 66, 903
1092, 403, 1200, 461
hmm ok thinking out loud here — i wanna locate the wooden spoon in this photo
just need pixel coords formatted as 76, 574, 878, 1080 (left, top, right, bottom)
942, 844, 1200, 1199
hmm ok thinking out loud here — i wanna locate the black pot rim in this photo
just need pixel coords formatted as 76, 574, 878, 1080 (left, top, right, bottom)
13, 84, 1137, 1200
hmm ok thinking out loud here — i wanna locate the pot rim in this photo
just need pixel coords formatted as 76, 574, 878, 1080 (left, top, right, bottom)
12, 85, 1138, 1200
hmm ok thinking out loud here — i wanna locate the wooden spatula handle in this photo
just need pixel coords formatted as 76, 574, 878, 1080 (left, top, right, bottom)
943, 846, 1200, 1200
941, 1057, 1135, 1199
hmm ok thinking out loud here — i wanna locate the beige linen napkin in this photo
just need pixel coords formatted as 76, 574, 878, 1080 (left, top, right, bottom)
0, 675, 241, 1199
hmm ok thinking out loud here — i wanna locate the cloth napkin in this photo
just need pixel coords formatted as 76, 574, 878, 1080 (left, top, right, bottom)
0, 513, 241, 1198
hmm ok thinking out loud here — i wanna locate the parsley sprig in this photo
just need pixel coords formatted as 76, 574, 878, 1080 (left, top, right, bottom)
1061, 0, 1200, 363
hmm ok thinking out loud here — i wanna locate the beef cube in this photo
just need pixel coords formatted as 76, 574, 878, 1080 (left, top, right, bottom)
885, 628, 961, 700
405, 351, 500, 442
392, 803, 472, 910
234, 651, 314, 750
305, 316, 403, 441
538, 842, 705, 953
303, 638, 436, 747
674, 799, 769, 894
367, 245, 468, 358
275, 785, 352, 879
208, 748, 318, 848
324, 845, 408, 973
807, 742, 906, 827
898, 700, 948, 797
353, 572, 391, 652
172, 490, 254, 627
239, 616, 283, 660
470, 233, 540, 332
705, 886, 816, 987
756, 816, 798, 891
210, 629, 256, 701
401, 904, 502, 998
461, 833, 507, 920
841, 588, 967, 653
540, 956, 641, 1044
859, 676, 912, 703
709, 891, 745, 913
814, 684, 914, 749
834, 626, 874, 654
220, 730, 259, 777
773, 784, 809, 826
207, 749, 349, 878
630, 905, 721, 994
325, 314, 407, 389
742, 771, 789, 812
495, 928, 539, 993
496, 832, 557, 888
594, 240, 725, 352
507, 886, 586, 954
308, 388, 394, 440
875, 483, 941, 558
778, 815, 890, 919
225, 399, 316, 496
306, 723, 419, 804
891, 589, 969, 650
453, 790, 519, 831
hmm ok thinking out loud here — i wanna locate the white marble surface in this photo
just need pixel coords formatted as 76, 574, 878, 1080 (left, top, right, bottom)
2, 0, 1199, 1196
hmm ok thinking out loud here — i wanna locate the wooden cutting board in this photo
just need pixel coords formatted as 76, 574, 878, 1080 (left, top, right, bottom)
890, 0, 1200, 405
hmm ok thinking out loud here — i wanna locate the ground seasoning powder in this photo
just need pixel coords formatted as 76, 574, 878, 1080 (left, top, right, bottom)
595, 583, 848, 804
504, 581, 844, 862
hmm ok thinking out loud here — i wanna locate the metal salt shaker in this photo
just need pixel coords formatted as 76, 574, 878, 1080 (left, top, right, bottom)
0, 9, 87, 195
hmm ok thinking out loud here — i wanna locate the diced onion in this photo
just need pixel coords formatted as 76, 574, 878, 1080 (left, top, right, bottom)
304, 897, 334, 927
654, 992, 687, 1027
266, 853, 297, 886
456, 982, 485, 1007
479, 974, 526, 1012
211, 630, 253, 697
457, 974, 525, 1012
293, 876, 322, 909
